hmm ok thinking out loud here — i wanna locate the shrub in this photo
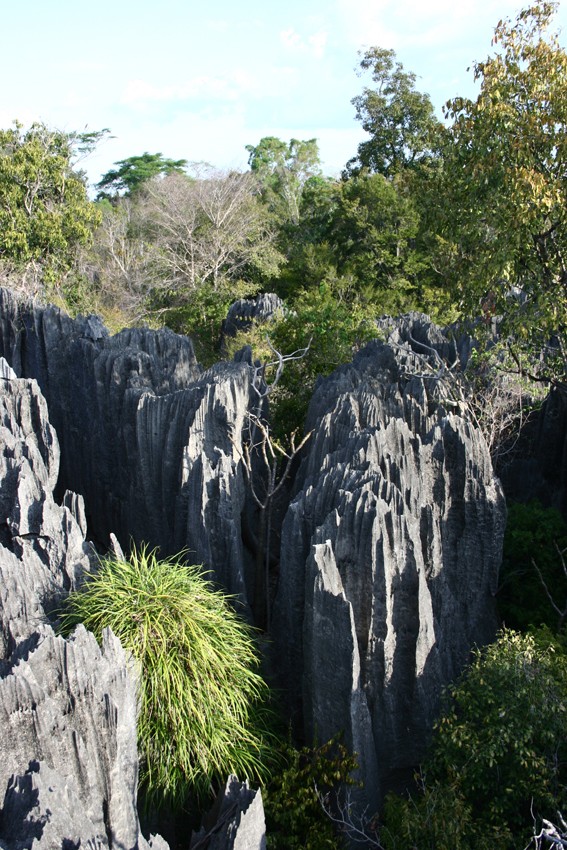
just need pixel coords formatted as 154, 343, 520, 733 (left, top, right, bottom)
60, 546, 273, 809
381, 629, 567, 849
263, 734, 359, 850
499, 500, 567, 632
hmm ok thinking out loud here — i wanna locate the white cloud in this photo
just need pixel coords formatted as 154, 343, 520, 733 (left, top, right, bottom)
120, 77, 243, 106
335, 0, 524, 51
280, 27, 328, 59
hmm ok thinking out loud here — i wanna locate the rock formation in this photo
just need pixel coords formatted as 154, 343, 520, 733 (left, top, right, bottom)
0, 288, 262, 610
221, 292, 284, 341
0, 358, 161, 848
272, 315, 507, 810
190, 776, 266, 850
0, 291, 508, 839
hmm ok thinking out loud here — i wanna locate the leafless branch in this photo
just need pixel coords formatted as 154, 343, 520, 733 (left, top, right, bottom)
316, 786, 384, 848
532, 543, 567, 631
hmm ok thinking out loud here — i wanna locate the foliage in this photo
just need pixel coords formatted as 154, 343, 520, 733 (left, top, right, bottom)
264, 734, 359, 850
226, 283, 382, 439
246, 136, 321, 225
457, 344, 546, 464
96, 151, 188, 198
153, 277, 260, 365
329, 171, 430, 310
499, 500, 567, 632
381, 629, 567, 849
429, 2, 567, 382
0, 122, 101, 291
60, 546, 273, 809
346, 47, 443, 178
381, 776, 509, 850
82, 197, 154, 321
433, 630, 567, 845
137, 167, 283, 292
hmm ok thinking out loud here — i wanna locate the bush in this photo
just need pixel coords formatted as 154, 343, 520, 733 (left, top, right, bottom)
225, 283, 381, 439
499, 500, 567, 632
381, 777, 509, 850
60, 546, 273, 809
263, 734, 359, 850
381, 629, 567, 849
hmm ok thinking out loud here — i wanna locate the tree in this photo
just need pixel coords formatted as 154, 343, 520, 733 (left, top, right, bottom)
85, 197, 153, 319
0, 122, 101, 287
246, 136, 321, 224
430, 3, 567, 382
346, 47, 442, 178
96, 151, 188, 199
382, 630, 567, 849
138, 166, 282, 292
329, 171, 427, 309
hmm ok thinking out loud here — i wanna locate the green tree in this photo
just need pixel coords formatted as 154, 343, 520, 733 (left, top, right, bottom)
330, 171, 428, 310
382, 630, 567, 849
0, 122, 101, 288
96, 151, 188, 199
346, 47, 442, 178
499, 500, 567, 633
279, 171, 438, 314
430, 3, 567, 381
246, 136, 321, 224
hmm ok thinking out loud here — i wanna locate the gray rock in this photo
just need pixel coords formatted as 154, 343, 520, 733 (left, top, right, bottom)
0, 759, 106, 850
273, 316, 506, 809
497, 385, 567, 516
0, 288, 261, 609
221, 293, 284, 340
0, 366, 93, 660
0, 361, 168, 849
0, 627, 142, 849
190, 776, 266, 850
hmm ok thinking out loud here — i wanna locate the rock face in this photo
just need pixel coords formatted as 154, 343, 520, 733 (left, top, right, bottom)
0, 288, 261, 609
191, 776, 266, 850
221, 292, 284, 340
0, 359, 159, 848
272, 315, 506, 809
0, 290, 507, 835
497, 384, 567, 517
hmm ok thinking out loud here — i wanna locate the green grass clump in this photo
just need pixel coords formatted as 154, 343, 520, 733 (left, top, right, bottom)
60, 546, 272, 809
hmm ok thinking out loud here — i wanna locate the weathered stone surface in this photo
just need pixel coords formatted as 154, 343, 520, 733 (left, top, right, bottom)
190, 775, 266, 850
0, 627, 143, 849
0, 361, 93, 661
497, 385, 567, 517
0, 360, 167, 849
221, 293, 283, 340
273, 314, 506, 808
0, 288, 260, 608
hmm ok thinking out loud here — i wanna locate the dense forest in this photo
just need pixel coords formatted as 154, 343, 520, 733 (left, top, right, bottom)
1, 4, 567, 848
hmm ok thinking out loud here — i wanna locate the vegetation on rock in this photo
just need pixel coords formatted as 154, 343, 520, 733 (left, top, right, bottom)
60, 546, 274, 809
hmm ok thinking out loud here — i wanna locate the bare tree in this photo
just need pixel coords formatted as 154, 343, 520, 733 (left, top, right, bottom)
137, 167, 282, 293
83, 198, 153, 318
531, 812, 567, 848
316, 786, 384, 848
232, 338, 312, 630
532, 543, 567, 632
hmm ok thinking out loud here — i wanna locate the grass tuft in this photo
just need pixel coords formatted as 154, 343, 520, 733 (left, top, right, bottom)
60, 545, 273, 809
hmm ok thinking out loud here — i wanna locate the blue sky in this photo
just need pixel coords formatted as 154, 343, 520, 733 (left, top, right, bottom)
3, 0, 566, 190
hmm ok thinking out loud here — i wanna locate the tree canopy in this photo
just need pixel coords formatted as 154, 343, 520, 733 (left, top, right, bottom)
0, 122, 100, 284
96, 151, 188, 199
345, 47, 442, 178
430, 2, 567, 380
246, 136, 321, 224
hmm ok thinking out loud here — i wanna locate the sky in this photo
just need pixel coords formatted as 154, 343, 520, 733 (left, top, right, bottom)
2, 0, 566, 192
